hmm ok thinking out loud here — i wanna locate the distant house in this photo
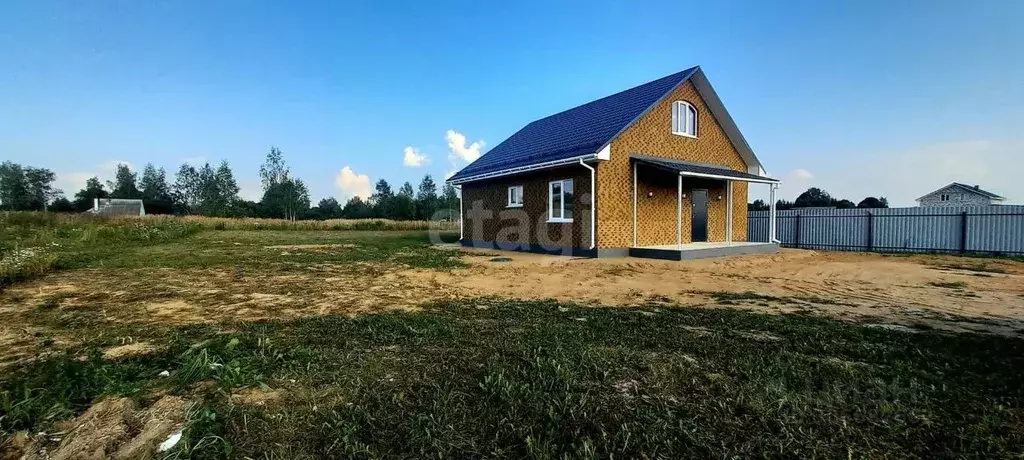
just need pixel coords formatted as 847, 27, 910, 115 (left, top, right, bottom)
916, 183, 1005, 207
446, 65, 782, 259
88, 198, 146, 216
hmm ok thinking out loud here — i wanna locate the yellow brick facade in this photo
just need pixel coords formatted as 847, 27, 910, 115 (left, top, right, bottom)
596, 81, 750, 248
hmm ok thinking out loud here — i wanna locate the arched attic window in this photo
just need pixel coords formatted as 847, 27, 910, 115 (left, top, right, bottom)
671, 101, 697, 137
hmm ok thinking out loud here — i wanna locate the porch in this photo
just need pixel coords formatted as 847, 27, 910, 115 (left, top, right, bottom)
629, 241, 780, 260
629, 155, 781, 259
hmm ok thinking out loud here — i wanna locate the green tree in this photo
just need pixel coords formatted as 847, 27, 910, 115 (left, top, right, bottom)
199, 161, 240, 216
748, 199, 769, 211
263, 178, 310, 220
857, 197, 889, 209
793, 187, 833, 208
371, 179, 394, 218
139, 164, 174, 214
342, 196, 374, 219
49, 195, 75, 213
258, 147, 310, 220
259, 147, 288, 191
73, 177, 109, 212
834, 199, 856, 209
25, 167, 58, 210
441, 183, 459, 221
173, 164, 202, 214
109, 163, 141, 199
416, 174, 439, 220
392, 182, 416, 220
313, 197, 343, 219
0, 162, 28, 210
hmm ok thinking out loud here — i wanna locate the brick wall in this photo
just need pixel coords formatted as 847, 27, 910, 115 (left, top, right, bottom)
460, 165, 593, 250
597, 80, 751, 248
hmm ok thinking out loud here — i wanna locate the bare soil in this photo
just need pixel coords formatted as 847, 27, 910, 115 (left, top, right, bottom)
424, 248, 1024, 334
1, 248, 1022, 370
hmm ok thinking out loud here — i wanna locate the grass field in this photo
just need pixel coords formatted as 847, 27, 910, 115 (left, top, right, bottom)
1, 213, 1023, 458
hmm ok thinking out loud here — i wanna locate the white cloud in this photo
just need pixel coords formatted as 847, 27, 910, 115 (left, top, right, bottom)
54, 172, 95, 195
791, 168, 813, 180
402, 147, 429, 168
334, 166, 372, 200
446, 129, 484, 164
99, 160, 132, 171
54, 160, 132, 195
444, 170, 456, 181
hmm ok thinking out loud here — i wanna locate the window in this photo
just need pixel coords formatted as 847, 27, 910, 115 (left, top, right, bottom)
507, 185, 524, 207
671, 101, 697, 137
940, 194, 950, 201
548, 179, 573, 222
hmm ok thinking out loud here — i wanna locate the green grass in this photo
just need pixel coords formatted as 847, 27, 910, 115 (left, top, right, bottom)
3, 300, 1022, 459
0, 212, 463, 288
930, 262, 1008, 274
698, 290, 849, 306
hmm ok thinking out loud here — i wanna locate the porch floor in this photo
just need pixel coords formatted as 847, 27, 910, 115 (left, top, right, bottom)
629, 241, 778, 260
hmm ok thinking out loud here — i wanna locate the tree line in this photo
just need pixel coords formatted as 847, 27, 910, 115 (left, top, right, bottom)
0, 148, 460, 221
748, 187, 889, 211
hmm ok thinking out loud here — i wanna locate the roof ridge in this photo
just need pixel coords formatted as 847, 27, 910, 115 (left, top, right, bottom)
448, 65, 705, 183
523, 66, 700, 127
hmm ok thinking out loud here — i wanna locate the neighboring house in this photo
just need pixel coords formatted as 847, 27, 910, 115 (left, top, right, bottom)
447, 66, 781, 259
916, 183, 1005, 207
88, 198, 146, 216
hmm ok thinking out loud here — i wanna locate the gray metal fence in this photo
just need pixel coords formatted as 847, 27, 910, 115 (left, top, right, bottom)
748, 205, 1024, 255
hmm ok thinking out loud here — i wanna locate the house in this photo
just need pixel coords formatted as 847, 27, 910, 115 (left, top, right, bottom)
446, 66, 781, 260
916, 183, 1005, 207
88, 198, 146, 216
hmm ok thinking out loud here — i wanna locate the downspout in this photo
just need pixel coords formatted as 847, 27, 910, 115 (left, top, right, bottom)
456, 185, 463, 242
579, 159, 596, 250
769, 183, 781, 244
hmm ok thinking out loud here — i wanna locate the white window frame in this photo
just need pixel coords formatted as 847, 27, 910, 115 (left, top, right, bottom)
940, 193, 950, 201
671, 101, 697, 138
548, 179, 573, 223
507, 185, 524, 208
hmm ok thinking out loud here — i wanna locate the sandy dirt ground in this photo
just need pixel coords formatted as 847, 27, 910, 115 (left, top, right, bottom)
2, 247, 1023, 455
423, 248, 1024, 334
1, 247, 1023, 371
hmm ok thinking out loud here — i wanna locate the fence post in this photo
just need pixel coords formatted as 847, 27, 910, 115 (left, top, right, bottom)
795, 213, 801, 249
866, 212, 873, 252
960, 211, 968, 254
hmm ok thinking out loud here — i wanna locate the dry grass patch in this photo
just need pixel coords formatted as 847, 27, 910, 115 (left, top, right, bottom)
102, 342, 156, 360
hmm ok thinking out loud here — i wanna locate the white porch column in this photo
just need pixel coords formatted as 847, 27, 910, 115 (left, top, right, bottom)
632, 163, 638, 247
768, 184, 777, 243
676, 174, 682, 250
726, 181, 733, 243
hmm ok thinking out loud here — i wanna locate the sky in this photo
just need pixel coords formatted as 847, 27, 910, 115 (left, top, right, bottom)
1, 0, 1022, 207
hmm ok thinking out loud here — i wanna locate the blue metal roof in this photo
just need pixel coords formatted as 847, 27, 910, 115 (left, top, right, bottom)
448, 66, 700, 183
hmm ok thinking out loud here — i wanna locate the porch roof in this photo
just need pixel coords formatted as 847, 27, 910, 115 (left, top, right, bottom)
630, 155, 780, 184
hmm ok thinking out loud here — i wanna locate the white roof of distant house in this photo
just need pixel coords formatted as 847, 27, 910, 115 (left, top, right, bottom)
89, 198, 146, 216
916, 183, 1005, 202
